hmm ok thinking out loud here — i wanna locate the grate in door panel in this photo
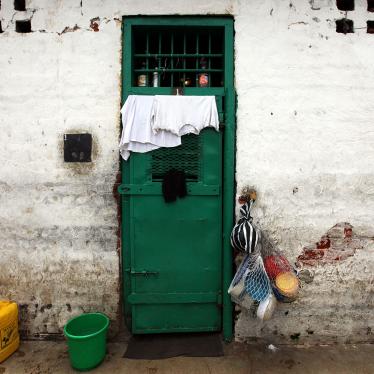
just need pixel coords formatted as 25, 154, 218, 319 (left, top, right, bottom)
151, 134, 201, 181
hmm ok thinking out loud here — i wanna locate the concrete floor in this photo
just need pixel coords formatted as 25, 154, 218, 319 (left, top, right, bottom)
0, 340, 374, 374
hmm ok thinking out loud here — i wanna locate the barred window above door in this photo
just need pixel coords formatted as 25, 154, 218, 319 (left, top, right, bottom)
132, 26, 225, 88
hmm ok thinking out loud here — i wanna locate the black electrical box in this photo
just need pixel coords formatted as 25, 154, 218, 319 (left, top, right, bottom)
64, 133, 92, 162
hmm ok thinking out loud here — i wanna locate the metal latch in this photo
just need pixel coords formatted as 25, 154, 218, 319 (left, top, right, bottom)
128, 269, 159, 277
217, 292, 223, 307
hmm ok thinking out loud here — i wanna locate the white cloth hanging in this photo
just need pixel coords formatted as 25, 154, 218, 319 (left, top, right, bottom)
119, 95, 181, 160
150, 95, 219, 136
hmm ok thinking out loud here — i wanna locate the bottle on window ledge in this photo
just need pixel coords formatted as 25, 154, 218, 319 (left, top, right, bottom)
180, 75, 192, 87
152, 59, 159, 87
137, 61, 147, 87
152, 69, 159, 87
184, 76, 192, 87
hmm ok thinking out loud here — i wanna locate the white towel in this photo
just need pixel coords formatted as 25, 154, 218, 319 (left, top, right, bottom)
119, 95, 181, 160
150, 95, 219, 136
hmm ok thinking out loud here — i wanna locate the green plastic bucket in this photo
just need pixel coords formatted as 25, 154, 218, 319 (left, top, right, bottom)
64, 313, 110, 371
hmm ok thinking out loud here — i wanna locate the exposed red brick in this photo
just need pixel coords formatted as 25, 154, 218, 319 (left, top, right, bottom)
316, 235, 331, 249
297, 222, 364, 267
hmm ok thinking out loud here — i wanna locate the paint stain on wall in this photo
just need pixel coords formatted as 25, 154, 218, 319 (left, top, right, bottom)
297, 222, 364, 266
90, 18, 100, 32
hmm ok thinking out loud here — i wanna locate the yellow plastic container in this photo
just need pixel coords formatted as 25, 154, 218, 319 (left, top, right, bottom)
0, 301, 19, 363
275, 272, 299, 298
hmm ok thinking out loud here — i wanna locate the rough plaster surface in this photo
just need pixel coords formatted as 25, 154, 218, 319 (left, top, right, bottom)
233, 0, 374, 344
0, 0, 122, 337
0, 0, 373, 342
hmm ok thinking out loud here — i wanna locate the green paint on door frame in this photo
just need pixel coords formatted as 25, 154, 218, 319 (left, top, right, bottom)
120, 16, 235, 342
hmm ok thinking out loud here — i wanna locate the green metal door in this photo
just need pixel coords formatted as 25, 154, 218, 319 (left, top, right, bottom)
120, 17, 235, 339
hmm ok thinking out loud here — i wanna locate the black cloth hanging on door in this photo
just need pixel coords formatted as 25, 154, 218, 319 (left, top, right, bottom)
162, 169, 187, 203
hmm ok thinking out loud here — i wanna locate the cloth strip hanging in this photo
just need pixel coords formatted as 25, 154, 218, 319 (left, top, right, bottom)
162, 169, 187, 203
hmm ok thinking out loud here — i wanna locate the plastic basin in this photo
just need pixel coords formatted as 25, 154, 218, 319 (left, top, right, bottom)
64, 313, 110, 371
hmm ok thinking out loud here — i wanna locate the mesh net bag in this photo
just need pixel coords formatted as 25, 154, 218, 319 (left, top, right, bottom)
230, 200, 261, 254
243, 250, 272, 302
229, 194, 298, 309
228, 254, 252, 307
228, 252, 272, 306
260, 233, 300, 302
229, 198, 271, 304
260, 234, 294, 279
229, 254, 251, 291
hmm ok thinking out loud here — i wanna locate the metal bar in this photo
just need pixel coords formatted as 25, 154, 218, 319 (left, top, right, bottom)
196, 33, 199, 86
134, 68, 222, 73
158, 31, 162, 87
128, 16, 233, 27
222, 20, 235, 343
121, 19, 133, 327
127, 87, 225, 95
118, 183, 220, 196
134, 326, 219, 334
208, 32, 212, 56
183, 32, 186, 86
146, 32, 149, 54
183, 32, 186, 57
145, 32, 149, 86
134, 53, 223, 58
208, 32, 212, 87
171, 33, 174, 87
128, 292, 219, 304
129, 270, 159, 276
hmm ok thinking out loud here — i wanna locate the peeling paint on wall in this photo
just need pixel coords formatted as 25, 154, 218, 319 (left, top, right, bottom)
0, 0, 373, 344
297, 223, 364, 267
90, 17, 100, 32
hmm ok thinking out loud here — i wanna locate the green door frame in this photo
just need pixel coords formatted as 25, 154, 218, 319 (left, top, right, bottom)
120, 16, 235, 341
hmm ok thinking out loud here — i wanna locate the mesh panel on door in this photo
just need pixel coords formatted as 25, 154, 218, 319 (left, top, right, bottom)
151, 134, 201, 181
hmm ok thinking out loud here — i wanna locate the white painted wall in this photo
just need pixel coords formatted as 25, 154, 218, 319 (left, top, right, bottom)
0, 0, 122, 337
0, 0, 373, 342
234, 0, 374, 344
